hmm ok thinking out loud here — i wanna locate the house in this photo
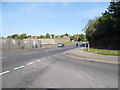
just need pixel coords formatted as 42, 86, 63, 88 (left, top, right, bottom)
74, 34, 80, 37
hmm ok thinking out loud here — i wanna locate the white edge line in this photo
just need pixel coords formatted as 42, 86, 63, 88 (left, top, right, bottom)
0, 70, 10, 75
42, 58, 46, 60
14, 65, 24, 70
27, 62, 34, 65
35, 60, 41, 62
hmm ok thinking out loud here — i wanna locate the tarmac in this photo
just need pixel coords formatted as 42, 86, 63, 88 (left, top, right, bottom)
64, 47, 119, 64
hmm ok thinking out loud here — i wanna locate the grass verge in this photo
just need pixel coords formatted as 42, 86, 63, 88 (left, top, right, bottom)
62, 41, 74, 45
83, 48, 120, 56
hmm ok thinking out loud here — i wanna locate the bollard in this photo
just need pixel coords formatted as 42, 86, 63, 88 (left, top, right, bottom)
88, 43, 90, 51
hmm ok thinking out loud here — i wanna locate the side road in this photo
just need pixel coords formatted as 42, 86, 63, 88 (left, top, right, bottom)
64, 47, 119, 64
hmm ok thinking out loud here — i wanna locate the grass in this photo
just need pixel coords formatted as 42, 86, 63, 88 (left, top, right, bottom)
83, 48, 120, 56
62, 41, 74, 45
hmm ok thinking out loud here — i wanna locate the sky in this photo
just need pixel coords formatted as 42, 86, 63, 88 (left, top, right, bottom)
2, 2, 110, 37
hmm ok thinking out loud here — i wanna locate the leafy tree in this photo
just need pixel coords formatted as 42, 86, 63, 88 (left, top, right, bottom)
19, 33, 27, 39
64, 33, 69, 37
12, 34, 19, 39
27, 35, 31, 38
7, 36, 12, 38
7, 34, 20, 39
51, 34, 54, 38
79, 34, 85, 42
60, 35, 64, 38
107, 1, 120, 37
70, 36, 74, 41
45, 33, 50, 38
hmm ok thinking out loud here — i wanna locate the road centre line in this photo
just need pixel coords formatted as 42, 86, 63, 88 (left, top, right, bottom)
14, 65, 24, 70
27, 62, 34, 65
0, 70, 10, 75
42, 58, 46, 60
35, 60, 41, 62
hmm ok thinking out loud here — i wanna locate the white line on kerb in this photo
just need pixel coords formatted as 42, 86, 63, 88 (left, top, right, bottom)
35, 60, 41, 62
27, 62, 34, 65
0, 70, 10, 75
42, 58, 46, 60
14, 65, 24, 70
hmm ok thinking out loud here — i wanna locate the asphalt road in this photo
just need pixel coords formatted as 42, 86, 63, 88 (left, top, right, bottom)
1, 44, 118, 88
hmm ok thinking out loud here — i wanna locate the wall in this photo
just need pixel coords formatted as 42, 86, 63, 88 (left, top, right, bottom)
38, 38, 70, 44
0, 39, 41, 50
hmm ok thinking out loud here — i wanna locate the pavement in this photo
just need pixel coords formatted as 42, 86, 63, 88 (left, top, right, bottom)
64, 47, 119, 64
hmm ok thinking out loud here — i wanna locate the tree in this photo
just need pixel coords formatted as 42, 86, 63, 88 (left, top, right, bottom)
12, 34, 19, 39
7, 34, 20, 39
45, 33, 50, 38
70, 36, 74, 41
7, 36, 12, 38
51, 34, 54, 38
107, 1, 120, 37
19, 33, 27, 39
27, 35, 31, 38
79, 34, 85, 42
64, 33, 69, 37
60, 35, 64, 38
85, 1, 120, 42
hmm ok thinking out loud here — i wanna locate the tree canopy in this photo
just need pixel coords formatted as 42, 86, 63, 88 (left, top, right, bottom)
85, 1, 120, 42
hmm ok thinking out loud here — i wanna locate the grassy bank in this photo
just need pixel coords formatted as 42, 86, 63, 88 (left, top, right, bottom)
63, 41, 74, 45
83, 48, 120, 56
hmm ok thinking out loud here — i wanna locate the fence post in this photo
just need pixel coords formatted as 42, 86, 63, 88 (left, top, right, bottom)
85, 43, 86, 51
88, 43, 90, 51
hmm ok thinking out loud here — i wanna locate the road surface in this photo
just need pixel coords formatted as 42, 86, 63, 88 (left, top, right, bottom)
1, 44, 118, 88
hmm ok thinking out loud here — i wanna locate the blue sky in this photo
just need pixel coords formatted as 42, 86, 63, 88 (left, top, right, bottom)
2, 2, 110, 37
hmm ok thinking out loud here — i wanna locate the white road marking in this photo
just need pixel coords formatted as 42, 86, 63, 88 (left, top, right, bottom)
0, 70, 10, 75
35, 60, 41, 62
27, 62, 34, 65
48, 57, 50, 58
42, 58, 46, 60
14, 65, 24, 70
